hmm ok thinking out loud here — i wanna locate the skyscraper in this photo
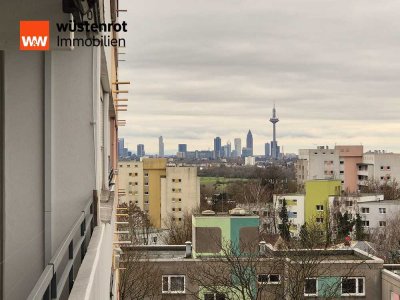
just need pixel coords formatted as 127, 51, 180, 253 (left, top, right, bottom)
226, 141, 232, 158
234, 138, 241, 157
159, 136, 164, 157
137, 144, 145, 158
246, 130, 253, 156
269, 104, 280, 159
214, 137, 222, 159
118, 138, 124, 157
178, 144, 187, 153
265, 142, 270, 158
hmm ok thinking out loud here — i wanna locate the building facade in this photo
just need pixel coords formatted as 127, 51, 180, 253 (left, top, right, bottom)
234, 138, 242, 158
119, 158, 200, 228
0, 0, 123, 298
214, 137, 222, 159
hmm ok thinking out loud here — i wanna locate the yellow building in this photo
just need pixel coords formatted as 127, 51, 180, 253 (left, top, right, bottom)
118, 158, 200, 228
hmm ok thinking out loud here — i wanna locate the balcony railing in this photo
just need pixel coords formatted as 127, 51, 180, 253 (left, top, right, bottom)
27, 198, 95, 300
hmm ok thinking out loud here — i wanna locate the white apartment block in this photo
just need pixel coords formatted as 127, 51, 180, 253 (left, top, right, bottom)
161, 167, 200, 225
358, 151, 400, 188
273, 194, 305, 236
118, 161, 144, 209
329, 194, 400, 232
297, 146, 340, 183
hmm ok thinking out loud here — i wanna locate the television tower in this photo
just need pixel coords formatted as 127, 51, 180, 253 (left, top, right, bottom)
269, 103, 280, 159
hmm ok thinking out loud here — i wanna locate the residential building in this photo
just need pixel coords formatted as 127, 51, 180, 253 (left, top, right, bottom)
358, 151, 400, 189
119, 158, 200, 228
214, 137, 222, 159
246, 130, 253, 156
159, 136, 164, 157
296, 145, 363, 193
274, 180, 341, 236
329, 194, 400, 233
137, 144, 145, 157
273, 194, 305, 236
234, 138, 242, 157
1, 0, 122, 298
382, 265, 400, 299
122, 211, 384, 300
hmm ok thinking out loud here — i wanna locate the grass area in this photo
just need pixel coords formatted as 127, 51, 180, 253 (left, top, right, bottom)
200, 177, 248, 185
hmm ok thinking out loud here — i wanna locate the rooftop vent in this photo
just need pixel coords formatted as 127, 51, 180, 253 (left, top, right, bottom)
201, 210, 216, 215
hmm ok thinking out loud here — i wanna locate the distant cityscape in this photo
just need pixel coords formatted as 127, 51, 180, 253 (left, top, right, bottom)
118, 105, 286, 162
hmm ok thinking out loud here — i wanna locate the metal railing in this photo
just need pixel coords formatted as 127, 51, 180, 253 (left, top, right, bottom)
27, 198, 95, 300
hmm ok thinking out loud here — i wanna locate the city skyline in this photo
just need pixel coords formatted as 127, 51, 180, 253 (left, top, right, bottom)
119, 0, 400, 154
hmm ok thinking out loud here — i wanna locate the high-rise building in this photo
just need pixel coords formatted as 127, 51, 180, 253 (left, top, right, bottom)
118, 138, 125, 157
137, 144, 145, 158
159, 136, 165, 157
265, 142, 270, 158
226, 141, 232, 158
214, 137, 222, 159
269, 104, 280, 159
119, 159, 200, 228
178, 144, 187, 153
234, 138, 242, 157
246, 130, 253, 156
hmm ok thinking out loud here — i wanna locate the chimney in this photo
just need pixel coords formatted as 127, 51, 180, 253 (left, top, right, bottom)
185, 241, 192, 258
259, 241, 267, 256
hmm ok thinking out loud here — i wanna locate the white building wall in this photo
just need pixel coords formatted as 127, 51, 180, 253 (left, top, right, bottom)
161, 167, 200, 226
273, 194, 305, 236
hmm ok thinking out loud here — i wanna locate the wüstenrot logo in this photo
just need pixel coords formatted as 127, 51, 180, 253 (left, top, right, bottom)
20, 21, 50, 51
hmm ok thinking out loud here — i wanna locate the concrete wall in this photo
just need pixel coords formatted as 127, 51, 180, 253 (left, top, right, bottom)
382, 269, 400, 300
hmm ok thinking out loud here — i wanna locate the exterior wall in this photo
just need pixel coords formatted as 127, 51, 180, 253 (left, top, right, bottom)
192, 215, 259, 257
304, 180, 341, 226
360, 152, 400, 186
336, 145, 363, 193
144, 158, 167, 228
118, 161, 144, 209
161, 167, 200, 226
329, 195, 400, 231
0, 1, 119, 298
273, 194, 305, 235
382, 269, 400, 300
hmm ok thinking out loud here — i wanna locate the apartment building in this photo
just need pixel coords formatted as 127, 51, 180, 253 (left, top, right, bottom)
0, 0, 126, 298
119, 158, 200, 228
329, 194, 400, 232
274, 180, 341, 237
296, 145, 363, 193
358, 151, 400, 189
122, 212, 384, 300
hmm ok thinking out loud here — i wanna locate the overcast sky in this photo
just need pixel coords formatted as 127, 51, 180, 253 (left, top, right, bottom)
118, 0, 400, 155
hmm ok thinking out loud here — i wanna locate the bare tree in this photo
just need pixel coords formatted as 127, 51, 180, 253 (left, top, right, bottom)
118, 249, 161, 300
360, 178, 400, 200
369, 214, 400, 262
163, 207, 200, 245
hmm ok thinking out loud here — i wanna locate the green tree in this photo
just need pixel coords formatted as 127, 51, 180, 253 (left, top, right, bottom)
336, 211, 354, 241
354, 213, 364, 240
279, 198, 291, 242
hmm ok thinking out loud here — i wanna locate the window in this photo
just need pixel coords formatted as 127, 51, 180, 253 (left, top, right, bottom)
346, 201, 353, 207
178, 179, 182, 182
340, 171, 344, 174
341, 277, 364, 296
304, 278, 317, 296
379, 208, 386, 214
379, 221, 387, 227
134, 182, 138, 186
129, 182, 133, 186
340, 161, 344, 164
178, 198, 182, 202
144, 192, 149, 195
119, 164, 123, 167
361, 207, 369, 214
178, 208, 182, 211
316, 205, 324, 211
127, 164, 130, 167
204, 293, 226, 300
362, 220, 369, 227
388, 166, 391, 170
129, 172, 132, 176
152, 236, 157, 244
144, 173, 149, 177
178, 218, 182, 221
172, 208, 175, 212
381, 166, 384, 170
316, 217, 324, 224
162, 275, 185, 293
257, 274, 281, 284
